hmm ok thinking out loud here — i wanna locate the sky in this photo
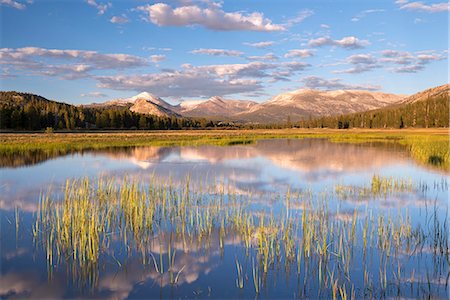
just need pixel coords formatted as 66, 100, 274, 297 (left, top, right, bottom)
0, 0, 448, 105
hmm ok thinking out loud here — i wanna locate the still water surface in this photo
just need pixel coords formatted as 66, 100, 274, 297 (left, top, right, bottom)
1, 139, 448, 299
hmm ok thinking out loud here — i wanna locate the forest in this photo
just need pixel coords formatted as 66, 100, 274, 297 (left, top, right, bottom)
294, 94, 449, 129
0, 91, 448, 131
0, 92, 218, 130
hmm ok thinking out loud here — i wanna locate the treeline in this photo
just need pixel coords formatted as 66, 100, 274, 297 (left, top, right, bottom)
1, 91, 448, 131
0, 92, 220, 130
295, 94, 449, 129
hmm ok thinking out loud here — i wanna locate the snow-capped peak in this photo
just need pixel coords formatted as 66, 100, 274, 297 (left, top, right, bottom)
131, 92, 158, 101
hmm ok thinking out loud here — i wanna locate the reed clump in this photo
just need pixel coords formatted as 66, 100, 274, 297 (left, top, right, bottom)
33, 175, 449, 298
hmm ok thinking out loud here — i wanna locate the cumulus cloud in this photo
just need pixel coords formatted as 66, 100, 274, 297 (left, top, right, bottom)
284, 49, 314, 58
283, 61, 310, 72
0, 0, 26, 9
380, 49, 444, 73
190, 48, 243, 56
86, 0, 111, 15
110, 16, 129, 24
80, 92, 108, 98
186, 61, 276, 78
243, 41, 274, 48
247, 53, 279, 61
308, 36, 370, 49
0, 47, 148, 79
97, 71, 263, 97
301, 76, 381, 91
333, 54, 380, 74
137, 2, 285, 31
397, 1, 449, 13
150, 54, 166, 63
332, 50, 444, 74
392, 64, 425, 73
96, 61, 309, 97
96, 61, 281, 97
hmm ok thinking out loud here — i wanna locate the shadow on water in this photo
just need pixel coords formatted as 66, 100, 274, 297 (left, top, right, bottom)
428, 155, 444, 166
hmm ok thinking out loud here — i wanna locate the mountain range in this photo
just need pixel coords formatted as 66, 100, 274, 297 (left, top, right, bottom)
89, 87, 418, 123
2, 84, 447, 126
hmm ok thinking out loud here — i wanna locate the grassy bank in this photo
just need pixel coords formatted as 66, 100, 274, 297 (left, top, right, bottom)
1, 128, 448, 170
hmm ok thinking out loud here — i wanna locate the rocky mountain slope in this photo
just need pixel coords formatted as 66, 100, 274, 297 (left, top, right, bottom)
130, 98, 180, 118
401, 83, 449, 104
235, 89, 405, 123
176, 96, 258, 118
94, 89, 405, 123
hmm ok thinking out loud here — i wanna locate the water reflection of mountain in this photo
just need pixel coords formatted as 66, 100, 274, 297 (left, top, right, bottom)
1, 138, 407, 169
106, 139, 409, 173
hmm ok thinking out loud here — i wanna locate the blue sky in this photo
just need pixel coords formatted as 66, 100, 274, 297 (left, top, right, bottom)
0, 0, 448, 104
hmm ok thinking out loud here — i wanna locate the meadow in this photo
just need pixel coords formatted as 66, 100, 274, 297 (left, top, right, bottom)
1, 128, 449, 170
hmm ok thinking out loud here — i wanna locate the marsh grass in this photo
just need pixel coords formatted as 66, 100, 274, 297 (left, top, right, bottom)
31, 175, 449, 298
2, 129, 449, 169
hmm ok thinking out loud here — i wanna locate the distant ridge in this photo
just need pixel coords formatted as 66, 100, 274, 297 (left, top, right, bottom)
1, 84, 448, 129
235, 89, 405, 123
401, 83, 449, 104
93, 89, 405, 123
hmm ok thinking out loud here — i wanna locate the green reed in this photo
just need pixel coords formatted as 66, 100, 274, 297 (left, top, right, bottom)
30, 174, 449, 298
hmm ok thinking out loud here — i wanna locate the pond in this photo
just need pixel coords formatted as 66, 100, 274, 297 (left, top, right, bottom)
1, 138, 448, 299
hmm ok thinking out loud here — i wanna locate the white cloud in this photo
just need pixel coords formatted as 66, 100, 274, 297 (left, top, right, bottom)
96, 61, 309, 97
96, 71, 263, 98
190, 48, 243, 57
143, 47, 172, 52
391, 65, 424, 73
308, 36, 370, 49
187, 61, 276, 78
320, 24, 330, 29
301, 76, 381, 90
379, 49, 444, 72
286, 9, 314, 26
150, 54, 166, 63
0, 47, 148, 79
333, 54, 379, 74
110, 16, 129, 24
243, 41, 274, 48
283, 61, 310, 72
332, 50, 444, 74
397, 1, 449, 13
247, 53, 279, 61
0, 0, 26, 9
137, 2, 285, 31
380, 50, 446, 71
351, 9, 385, 22
86, 0, 111, 15
80, 92, 108, 98
346, 54, 377, 65
284, 49, 314, 58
